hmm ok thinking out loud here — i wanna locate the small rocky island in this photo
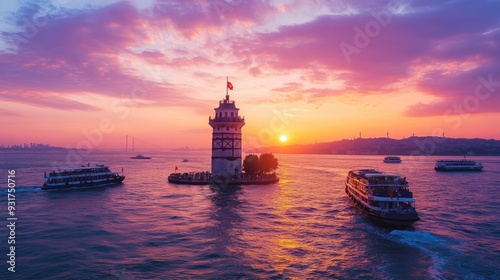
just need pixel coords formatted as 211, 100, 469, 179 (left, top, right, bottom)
168, 84, 279, 186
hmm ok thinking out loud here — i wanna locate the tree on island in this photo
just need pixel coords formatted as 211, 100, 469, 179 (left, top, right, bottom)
243, 153, 278, 174
243, 154, 260, 175
259, 153, 278, 173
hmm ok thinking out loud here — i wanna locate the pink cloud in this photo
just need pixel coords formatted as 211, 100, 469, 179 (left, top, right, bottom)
0, 108, 21, 117
0, 90, 100, 111
229, 0, 500, 114
249, 82, 344, 104
135, 50, 169, 65
1, 0, 500, 118
0, 1, 212, 112
151, 0, 276, 38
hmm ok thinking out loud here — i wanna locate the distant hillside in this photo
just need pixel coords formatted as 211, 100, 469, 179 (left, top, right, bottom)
257, 137, 500, 156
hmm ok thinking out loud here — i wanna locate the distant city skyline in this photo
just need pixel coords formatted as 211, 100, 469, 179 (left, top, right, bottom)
1, 0, 500, 149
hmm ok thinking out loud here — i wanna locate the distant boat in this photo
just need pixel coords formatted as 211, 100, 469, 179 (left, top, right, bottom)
42, 164, 125, 190
131, 154, 152, 159
345, 169, 420, 227
383, 156, 402, 163
182, 159, 189, 162
434, 158, 483, 172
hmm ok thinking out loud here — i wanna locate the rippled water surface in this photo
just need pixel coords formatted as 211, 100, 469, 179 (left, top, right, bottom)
1, 151, 499, 279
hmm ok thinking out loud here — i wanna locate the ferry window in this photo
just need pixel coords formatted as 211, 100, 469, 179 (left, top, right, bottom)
226, 127, 229, 131
231, 112, 234, 117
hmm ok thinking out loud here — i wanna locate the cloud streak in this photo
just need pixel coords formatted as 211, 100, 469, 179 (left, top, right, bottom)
230, 0, 500, 114
1, 0, 499, 118
0, 1, 240, 112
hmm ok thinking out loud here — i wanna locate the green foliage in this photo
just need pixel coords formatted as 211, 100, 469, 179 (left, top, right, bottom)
243, 154, 260, 174
243, 153, 279, 174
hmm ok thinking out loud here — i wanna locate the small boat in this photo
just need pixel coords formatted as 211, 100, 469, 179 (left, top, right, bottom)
434, 158, 483, 171
182, 159, 189, 162
42, 164, 125, 190
383, 156, 402, 163
345, 169, 420, 227
131, 154, 152, 159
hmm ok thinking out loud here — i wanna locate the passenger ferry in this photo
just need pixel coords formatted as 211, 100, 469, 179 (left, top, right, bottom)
345, 169, 420, 227
383, 156, 402, 163
42, 164, 125, 190
434, 159, 483, 171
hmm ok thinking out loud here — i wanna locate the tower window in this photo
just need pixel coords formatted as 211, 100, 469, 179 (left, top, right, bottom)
225, 112, 228, 117
231, 112, 234, 117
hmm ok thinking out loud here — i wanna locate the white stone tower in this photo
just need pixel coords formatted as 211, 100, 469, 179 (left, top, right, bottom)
209, 84, 245, 178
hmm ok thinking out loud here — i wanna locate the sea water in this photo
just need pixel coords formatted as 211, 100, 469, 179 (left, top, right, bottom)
0, 150, 499, 279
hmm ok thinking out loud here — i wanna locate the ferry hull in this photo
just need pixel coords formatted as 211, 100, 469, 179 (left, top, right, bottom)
434, 167, 483, 172
42, 176, 125, 190
434, 159, 484, 172
368, 211, 420, 227
345, 186, 419, 228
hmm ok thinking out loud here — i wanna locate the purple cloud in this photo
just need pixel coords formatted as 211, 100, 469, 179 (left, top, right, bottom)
231, 0, 500, 113
0, 1, 237, 112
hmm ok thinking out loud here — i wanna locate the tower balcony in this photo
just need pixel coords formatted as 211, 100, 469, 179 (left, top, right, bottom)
220, 99, 234, 105
209, 116, 245, 124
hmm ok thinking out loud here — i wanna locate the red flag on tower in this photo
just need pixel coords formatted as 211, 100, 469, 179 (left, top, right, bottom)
227, 81, 233, 90
175, 166, 178, 171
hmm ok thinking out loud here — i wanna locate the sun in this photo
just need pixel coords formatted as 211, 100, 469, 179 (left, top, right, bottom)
279, 135, 288, 143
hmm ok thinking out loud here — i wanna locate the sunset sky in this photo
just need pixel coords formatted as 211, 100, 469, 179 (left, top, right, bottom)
1, 0, 500, 150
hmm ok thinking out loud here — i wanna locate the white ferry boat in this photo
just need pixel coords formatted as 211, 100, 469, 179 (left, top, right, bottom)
434, 159, 483, 172
42, 164, 125, 190
383, 156, 402, 163
345, 169, 420, 227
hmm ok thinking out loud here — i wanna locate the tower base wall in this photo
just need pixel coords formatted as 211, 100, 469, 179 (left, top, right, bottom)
211, 158, 242, 178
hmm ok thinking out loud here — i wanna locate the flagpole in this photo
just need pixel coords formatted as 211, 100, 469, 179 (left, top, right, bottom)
226, 76, 228, 100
